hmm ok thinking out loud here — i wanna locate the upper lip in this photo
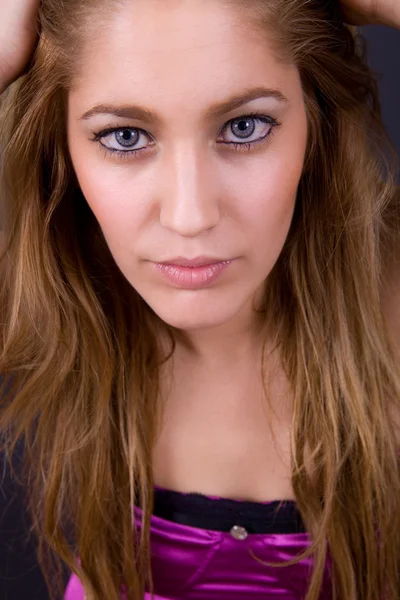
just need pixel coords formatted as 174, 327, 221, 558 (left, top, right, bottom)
158, 256, 230, 267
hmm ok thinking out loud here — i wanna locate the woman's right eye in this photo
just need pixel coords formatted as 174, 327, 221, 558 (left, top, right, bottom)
93, 127, 153, 155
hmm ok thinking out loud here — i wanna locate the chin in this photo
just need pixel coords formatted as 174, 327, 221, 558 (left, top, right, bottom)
140, 288, 255, 332
152, 306, 238, 331
142, 290, 240, 330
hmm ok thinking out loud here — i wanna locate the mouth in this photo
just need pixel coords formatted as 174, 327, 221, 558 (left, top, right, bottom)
158, 256, 231, 268
153, 259, 234, 289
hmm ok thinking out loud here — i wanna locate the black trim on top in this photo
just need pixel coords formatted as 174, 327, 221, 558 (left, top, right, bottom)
152, 487, 306, 534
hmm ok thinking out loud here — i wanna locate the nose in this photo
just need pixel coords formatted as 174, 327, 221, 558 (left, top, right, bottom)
159, 144, 220, 237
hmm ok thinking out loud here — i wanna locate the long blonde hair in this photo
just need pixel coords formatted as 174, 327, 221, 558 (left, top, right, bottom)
1, 1, 399, 599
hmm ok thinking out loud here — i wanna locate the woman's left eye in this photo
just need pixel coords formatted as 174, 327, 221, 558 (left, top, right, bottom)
218, 114, 279, 146
92, 114, 280, 158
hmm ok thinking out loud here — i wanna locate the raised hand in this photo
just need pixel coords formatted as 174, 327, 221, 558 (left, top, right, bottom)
0, 0, 40, 93
340, 0, 400, 27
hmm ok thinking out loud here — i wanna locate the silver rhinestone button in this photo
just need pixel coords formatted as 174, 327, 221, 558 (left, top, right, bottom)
230, 525, 248, 540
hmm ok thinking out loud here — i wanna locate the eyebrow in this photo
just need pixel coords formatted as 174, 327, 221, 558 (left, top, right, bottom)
79, 86, 288, 123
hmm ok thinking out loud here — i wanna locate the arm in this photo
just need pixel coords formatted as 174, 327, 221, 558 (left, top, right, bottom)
340, 0, 400, 28
0, 0, 40, 94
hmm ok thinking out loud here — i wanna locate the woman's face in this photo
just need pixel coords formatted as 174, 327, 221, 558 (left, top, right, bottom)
68, 0, 308, 333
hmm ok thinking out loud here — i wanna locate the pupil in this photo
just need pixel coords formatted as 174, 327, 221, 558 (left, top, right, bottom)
122, 130, 132, 140
238, 120, 249, 131
231, 117, 255, 139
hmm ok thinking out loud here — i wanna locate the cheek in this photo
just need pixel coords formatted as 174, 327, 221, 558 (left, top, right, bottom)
68, 142, 148, 246
228, 146, 304, 264
68, 107, 306, 268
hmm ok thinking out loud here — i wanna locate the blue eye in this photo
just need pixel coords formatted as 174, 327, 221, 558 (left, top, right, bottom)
91, 112, 281, 159
231, 117, 257, 138
114, 129, 140, 147
94, 127, 149, 152
219, 115, 278, 146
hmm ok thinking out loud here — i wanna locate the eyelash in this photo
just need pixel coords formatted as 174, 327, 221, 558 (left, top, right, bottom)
90, 111, 282, 161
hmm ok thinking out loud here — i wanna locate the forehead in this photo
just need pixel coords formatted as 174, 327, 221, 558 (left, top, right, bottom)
70, 0, 300, 117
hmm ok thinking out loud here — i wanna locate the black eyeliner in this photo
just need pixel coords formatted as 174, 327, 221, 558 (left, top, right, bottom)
90, 111, 282, 158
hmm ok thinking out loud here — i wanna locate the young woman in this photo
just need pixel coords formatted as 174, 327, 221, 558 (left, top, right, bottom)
0, 1, 399, 599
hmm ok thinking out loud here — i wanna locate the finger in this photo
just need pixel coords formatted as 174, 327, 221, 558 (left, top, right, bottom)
0, 0, 40, 32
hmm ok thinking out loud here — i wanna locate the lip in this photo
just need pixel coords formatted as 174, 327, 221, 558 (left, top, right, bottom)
159, 256, 229, 268
154, 260, 233, 289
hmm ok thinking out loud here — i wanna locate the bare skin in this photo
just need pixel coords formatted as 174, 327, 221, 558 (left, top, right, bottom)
0, 0, 399, 504
153, 336, 297, 502
0, 0, 399, 90
340, 0, 400, 25
0, 0, 399, 96
0, 0, 39, 92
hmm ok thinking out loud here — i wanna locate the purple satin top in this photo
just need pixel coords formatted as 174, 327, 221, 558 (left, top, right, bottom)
64, 486, 332, 599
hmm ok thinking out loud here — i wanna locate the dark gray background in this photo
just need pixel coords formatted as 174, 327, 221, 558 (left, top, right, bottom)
361, 25, 400, 162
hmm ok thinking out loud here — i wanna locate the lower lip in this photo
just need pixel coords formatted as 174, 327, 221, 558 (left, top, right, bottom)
154, 260, 233, 289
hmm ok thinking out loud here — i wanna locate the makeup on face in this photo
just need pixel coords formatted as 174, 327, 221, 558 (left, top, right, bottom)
67, 0, 308, 335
